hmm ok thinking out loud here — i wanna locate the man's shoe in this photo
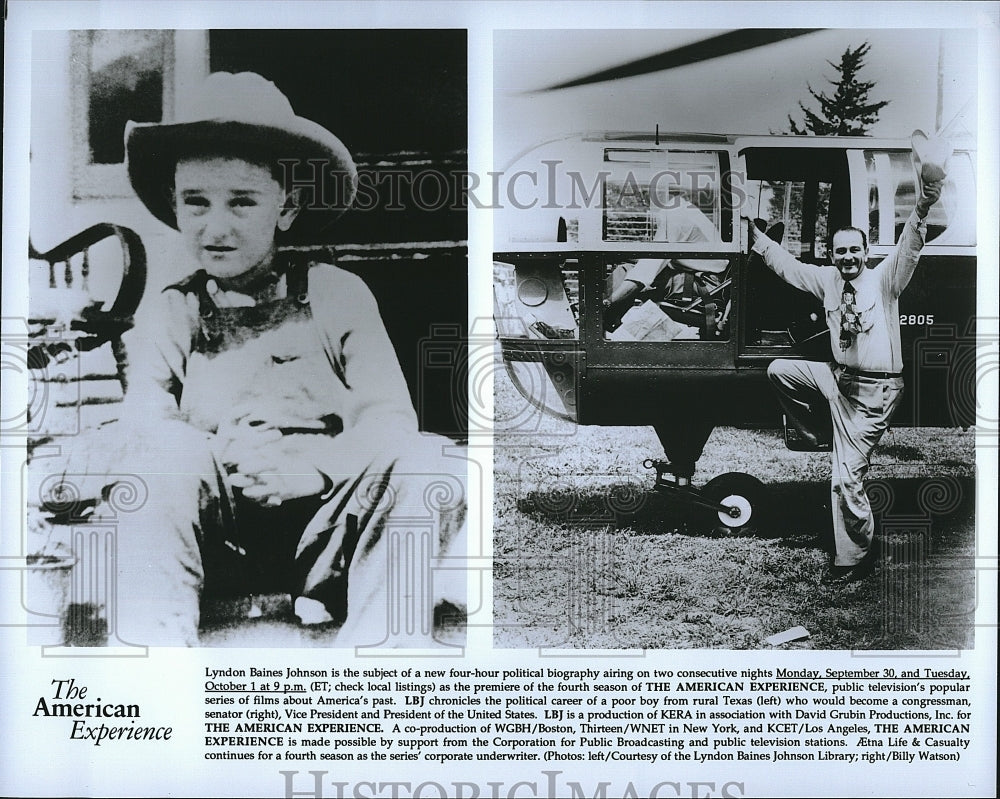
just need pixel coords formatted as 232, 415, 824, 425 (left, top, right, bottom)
822, 564, 856, 585
783, 415, 832, 452
821, 552, 876, 585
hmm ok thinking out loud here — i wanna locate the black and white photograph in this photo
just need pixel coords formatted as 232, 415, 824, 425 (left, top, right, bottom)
19, 28, 469, 648
492, 28, 983, 650
2, 3, 997, 799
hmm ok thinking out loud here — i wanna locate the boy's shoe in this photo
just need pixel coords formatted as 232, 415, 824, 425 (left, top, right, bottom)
294, 596, 335, 625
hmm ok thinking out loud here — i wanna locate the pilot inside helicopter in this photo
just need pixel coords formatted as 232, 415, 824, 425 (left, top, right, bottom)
603, 177, 730, 340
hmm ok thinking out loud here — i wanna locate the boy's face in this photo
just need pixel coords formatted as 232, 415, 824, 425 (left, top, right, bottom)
174, 156, 298, 285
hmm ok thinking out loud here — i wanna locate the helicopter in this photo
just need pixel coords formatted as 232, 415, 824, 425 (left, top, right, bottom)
492, 31, 978, 533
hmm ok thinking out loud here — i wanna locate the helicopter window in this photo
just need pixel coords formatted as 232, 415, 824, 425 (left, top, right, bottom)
603, 258, 732, 343
865, 149, 976, 247
743, 179, 833, 263
602, 150, 727, 244
493, 260, 579, 340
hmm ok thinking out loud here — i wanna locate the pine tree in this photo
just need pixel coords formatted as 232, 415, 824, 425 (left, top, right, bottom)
787, 42, 889, 135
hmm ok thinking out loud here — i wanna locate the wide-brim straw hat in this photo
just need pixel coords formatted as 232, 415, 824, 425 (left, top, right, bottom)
126, 72, 357, 234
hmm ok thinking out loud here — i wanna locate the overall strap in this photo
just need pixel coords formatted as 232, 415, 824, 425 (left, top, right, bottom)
163, 270, 218, 350
164, 269, 216, 319
286, 258, 312, 305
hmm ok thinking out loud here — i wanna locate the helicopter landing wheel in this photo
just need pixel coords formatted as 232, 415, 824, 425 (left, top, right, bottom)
700, 472, 769, 535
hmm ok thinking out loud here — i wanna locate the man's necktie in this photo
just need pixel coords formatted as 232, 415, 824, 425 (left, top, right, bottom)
839, 281, 863, 351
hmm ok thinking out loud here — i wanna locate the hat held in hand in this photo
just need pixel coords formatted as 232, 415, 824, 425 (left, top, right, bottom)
911, 129, 953, 195
126, 72, 357, 231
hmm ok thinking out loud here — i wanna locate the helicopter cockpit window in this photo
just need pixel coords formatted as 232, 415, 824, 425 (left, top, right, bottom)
602, 150, 727, 244
865, 150, 976, 247
603, 258, 732, 343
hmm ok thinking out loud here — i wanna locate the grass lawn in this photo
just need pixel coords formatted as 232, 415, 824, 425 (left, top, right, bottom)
493, 367, 977, 650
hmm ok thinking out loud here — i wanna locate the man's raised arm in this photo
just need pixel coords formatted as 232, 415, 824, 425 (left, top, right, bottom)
882, 180, 942, 298
747, 219, 827, 300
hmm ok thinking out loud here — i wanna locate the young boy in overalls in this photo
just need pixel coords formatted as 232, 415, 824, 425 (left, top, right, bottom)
94, 72, 465, 645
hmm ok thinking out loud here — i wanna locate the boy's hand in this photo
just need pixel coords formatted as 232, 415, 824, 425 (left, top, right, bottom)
227, 437, 329, 506
217, 413, 329, 506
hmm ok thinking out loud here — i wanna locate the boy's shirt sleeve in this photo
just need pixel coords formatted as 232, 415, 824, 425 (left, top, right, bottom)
306, 266, 420, 480
119, 287, 199, 422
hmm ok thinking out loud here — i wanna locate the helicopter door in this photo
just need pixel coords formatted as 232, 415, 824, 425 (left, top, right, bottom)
737, 146, 851, 361
589, 146, 739, 365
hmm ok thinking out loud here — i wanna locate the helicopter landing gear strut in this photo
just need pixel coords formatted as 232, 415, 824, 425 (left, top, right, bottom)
643, 459, 769, 535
